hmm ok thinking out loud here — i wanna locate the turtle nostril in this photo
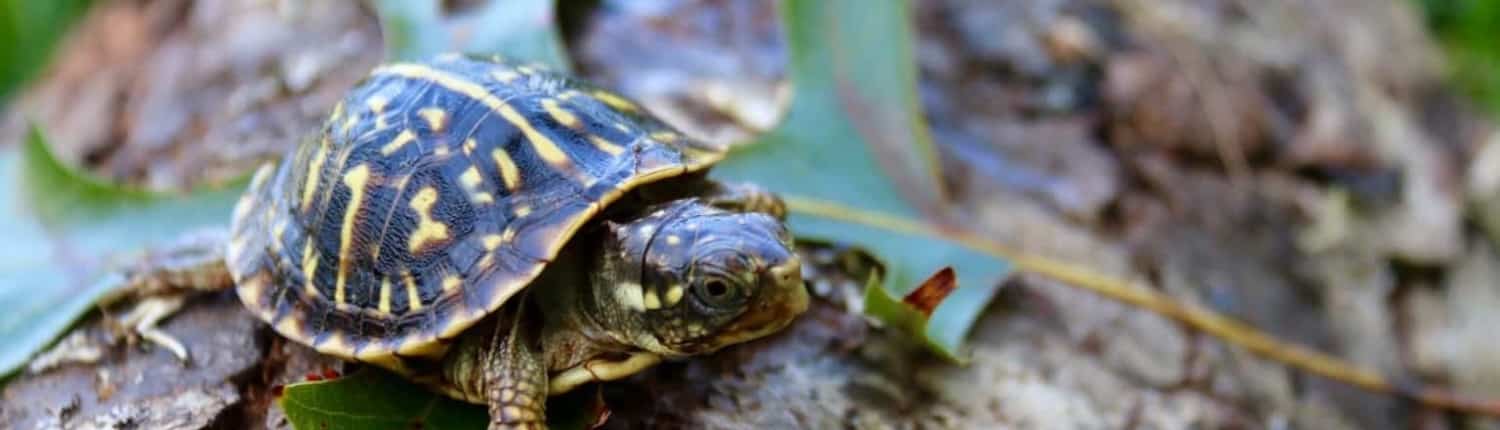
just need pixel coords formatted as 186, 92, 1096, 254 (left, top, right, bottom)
766, 257, 802, 286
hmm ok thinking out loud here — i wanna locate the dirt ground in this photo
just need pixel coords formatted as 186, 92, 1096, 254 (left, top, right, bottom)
5, 0, 1500, 429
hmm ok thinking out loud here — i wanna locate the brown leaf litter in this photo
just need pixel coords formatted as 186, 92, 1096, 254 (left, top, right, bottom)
8, 0, 1500, 428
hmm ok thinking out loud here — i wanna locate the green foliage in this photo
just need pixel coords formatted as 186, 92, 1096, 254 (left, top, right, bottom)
0, 126, 245, 377
0, 0, 92, 104
281, 368, 601, 430
1419, 0, 1500, 112
280, 369, 490, 430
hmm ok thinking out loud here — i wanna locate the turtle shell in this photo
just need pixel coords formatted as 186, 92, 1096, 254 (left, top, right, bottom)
223, 54, 724, 371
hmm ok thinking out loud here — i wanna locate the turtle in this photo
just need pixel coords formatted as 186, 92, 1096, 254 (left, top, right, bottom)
107, 53, 809, 430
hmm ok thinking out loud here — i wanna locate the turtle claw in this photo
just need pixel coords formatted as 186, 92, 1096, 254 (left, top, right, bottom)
94, 229, 235, 364
116, 295, 192, 363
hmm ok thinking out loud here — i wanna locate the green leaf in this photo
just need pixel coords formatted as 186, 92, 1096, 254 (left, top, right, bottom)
0, 125, 245, 378
1420, 0, 1500, 113
280, 369, 489, 430
373, 0, 569, 71
708, 0, 1012, 362
0, 0, 92, 104
863, 269, 930, 344
280, 368, 597, 430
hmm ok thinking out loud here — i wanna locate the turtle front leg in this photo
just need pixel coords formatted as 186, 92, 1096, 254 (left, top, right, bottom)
114, 294, 191, 361
101, 228, 234, 362
700, 181, 787, 220
473, 308, 550, 430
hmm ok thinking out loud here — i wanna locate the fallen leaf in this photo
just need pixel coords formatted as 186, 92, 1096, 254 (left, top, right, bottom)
279, 368, 488, 430
709, 0, 1014, 361
903, 267, 957, 317
280, 367, 601, 430
0, 126, 245, 378
0, 0, 91, 103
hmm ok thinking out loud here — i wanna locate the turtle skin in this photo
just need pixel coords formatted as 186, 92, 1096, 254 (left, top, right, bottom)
223, 54, 727, 372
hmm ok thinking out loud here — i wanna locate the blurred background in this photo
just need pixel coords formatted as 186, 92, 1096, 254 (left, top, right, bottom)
4, 0, 1500, 428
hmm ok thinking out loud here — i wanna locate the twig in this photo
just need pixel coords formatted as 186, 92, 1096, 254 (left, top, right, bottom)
785, 196, 1500, 417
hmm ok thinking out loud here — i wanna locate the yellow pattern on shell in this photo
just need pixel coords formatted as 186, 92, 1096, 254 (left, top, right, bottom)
542, 98, 581, 129
378, 277, 393, 314
380, 129, 418, 155
407, 187, 450, 253
491, 69, 520, 83
591, 90, 639, 112
373, 63, 576, 174
460, 166, 491, 204
335, 164, 372, 305
299, 138, 328, 212
418, 107, 448, 132
341, 113, 359, 135
491, 148, 521, 191
367, 95, 390, 128
587, 135, 624, 156
650, 131, 679, 142
329, 101, 345, 123
460, 166, 483, 189
232, 194, 254, 224
301, 241, 319, 296
271, 220, 288, 252
403, 271, 423, 310
443, 275, 462, 291
482, 234, 504, 250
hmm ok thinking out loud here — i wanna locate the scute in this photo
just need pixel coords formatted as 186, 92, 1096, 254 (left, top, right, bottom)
224, 54, 725, 371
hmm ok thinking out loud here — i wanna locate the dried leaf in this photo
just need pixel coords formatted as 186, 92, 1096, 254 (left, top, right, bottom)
903, 267, 956, 317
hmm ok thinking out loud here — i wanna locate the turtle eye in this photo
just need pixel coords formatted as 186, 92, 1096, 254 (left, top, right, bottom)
705, 280, 730, 297
692, 277, 742, 309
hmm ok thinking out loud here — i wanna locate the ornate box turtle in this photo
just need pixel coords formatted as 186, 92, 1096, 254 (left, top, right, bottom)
116, 54, 809, 430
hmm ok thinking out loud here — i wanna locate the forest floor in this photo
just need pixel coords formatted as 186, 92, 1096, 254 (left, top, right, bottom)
5, 1, 1500, 429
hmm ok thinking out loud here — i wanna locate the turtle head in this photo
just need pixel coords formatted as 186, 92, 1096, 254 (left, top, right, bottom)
593, 198, 808, 358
